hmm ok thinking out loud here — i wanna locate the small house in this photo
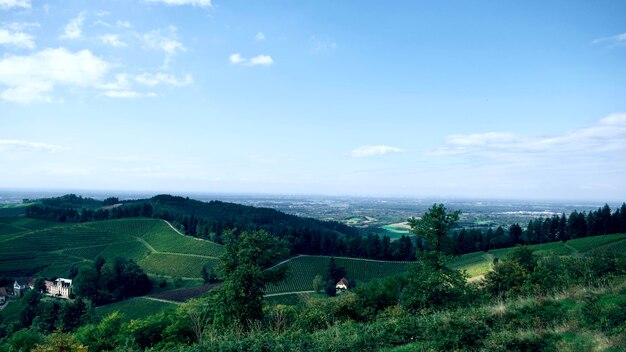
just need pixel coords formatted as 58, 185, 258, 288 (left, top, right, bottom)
0, 287, 7, 304
336, 277, 350, 291
45, 278, 73, 299
13, 278, 34, 297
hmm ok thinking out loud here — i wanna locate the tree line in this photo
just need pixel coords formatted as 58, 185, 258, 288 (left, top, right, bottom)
25, 195, 417, 261
452, 203, 626, 254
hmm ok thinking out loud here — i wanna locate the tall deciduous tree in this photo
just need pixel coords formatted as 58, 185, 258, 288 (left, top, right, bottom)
408, 204, 460, 253
215, 230, 289, 329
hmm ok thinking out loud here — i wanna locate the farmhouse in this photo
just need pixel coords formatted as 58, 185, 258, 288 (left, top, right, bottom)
0, 287, 7, 304
13, 278, 34, 297
45, 278, 73, 299
336, 277, 349, 291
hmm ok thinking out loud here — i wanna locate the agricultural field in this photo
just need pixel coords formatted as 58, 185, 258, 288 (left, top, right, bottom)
567, 233, 626, 252
265, 292, 319, 306
447, 252, 493, 278
266, 256, 411, 294
489, 241, 574, 259
0, 217, 224, 279
380, 222, 412, 240
138, 253, 219, 278
95, 297, 176, 322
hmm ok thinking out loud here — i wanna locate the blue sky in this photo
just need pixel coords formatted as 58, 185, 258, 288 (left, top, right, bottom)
1, 0, 626, 201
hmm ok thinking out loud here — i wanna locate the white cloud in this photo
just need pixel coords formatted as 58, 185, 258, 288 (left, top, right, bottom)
99, 34, 127, 47
103, 90, 148, 98
95, 10, 110, 17
229, 53, 245, 64
141, 27, 185, 66
351, 145, 403, 158
0, 0, 30, 10
428, 113, 626, 158
0, 28, 35, 49
249, 54, 273, 66
0, 139, 65, 153
310, 35, 337, 52
60, 11, 87, 40
255, 32, 265, 41
134, 72, 192, 86
144, 0, 211, 7
229, 53, 273, 66
116, 20, 131, 28
592, 32, 626, 46
0, 47, 110, 103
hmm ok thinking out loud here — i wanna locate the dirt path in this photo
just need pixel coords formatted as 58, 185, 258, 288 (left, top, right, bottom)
141, 296, 181, 305
134, 237, 158, 253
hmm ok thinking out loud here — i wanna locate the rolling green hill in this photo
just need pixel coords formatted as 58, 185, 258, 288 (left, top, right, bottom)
265, 256, 411, 294
0, 217, 224, 279
266, 233, 626, 298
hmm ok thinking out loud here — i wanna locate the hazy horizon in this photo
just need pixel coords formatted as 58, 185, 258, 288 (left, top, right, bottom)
2, 1, 626, 201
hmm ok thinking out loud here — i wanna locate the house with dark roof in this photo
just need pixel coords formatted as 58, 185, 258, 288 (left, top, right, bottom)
13, 278, 34, 297
336, 277, 350, 292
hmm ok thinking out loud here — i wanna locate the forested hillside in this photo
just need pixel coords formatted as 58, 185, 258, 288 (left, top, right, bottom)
25, 195, 417, 260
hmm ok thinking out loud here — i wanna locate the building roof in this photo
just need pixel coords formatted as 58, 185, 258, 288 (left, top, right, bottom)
336, 278, 349, 287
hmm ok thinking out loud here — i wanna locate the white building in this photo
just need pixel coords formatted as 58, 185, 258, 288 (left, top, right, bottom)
336, 277, 349, 291
45, 278, 73, 299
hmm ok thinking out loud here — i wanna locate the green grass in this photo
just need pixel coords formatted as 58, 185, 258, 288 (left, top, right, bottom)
265, 292, 319, 306
489, 241, 573, 259
88, 219, 224, 257
94, 297, 176, 321
0, 298, 26, 324
0, 223, 24, 237
98, 241, 152, 262
0, 218, 224, 279
448, 252, 493, 277
266, 256, 410, 294
139, 253, 220, 278
567, 233, 626, 252
595, 239, 626, 256
4, 217, 57, 230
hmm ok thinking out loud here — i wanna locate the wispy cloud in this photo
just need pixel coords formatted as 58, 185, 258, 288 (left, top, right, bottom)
249, 54, 273, 65
351, 145, 403, 158
0, 139, 66, 153
60, 11, 87, 40
592, 32, 626, 46
310, 35, 337, 53
134, 72, 192, 86
102, 90, 156, 99
0, 0, 30, 10
116, 20, 131, 28
229, 53, 273, 66
141, 26, 185, 67
427, 113, 626, 159
0, 27, 35, 49
99, 34, 127, 47
0, 47, 110, 103
255, 32, 265, 41
144, 0, 211, 7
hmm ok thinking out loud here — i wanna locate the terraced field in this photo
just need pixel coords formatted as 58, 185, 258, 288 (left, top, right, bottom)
266, 256, 411, 294
0, 217, 224, 279
567, 233, 626, 252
